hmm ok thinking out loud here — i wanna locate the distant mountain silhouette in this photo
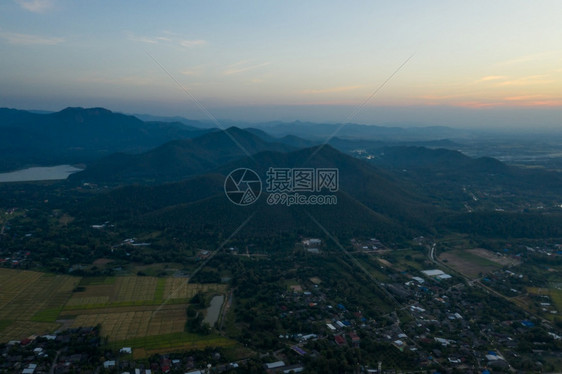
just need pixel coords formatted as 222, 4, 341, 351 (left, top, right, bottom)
367, 145, 562, 211
370, 146, 508, 172
0, 107, 208, 172
70, 127, 293, 184
254, 121, 472, 141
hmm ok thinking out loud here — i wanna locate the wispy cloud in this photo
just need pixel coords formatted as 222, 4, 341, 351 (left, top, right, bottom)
127, 32, 206, 48
454, 95, 562, 108
504, 94, 547, 101
179, 39, 206, 48
496, 51, 556, 66
0, 31, 63, 45
455, 101, 501, 109
502, 95, 562, 107
223, 61, 270, 75
181, 66, 205, 76
473, 74, 554, 87
14, 0, 54, 13
301, 85, 362, 95
181, 69, 199, 76
525, 100, 562, 107
130, 36, 171, 44
418, 93, 465, 100
475, 75, 507, 83
497, 75, 553, 86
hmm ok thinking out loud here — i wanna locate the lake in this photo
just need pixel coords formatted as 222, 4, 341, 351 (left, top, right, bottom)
0, 165, 83, 183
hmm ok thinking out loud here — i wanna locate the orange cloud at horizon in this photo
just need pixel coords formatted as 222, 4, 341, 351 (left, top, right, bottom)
474, 75, 507, 83
454, 99, 562, 109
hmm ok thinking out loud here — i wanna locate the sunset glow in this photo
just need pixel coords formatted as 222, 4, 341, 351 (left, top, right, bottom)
1, 0, 561, 127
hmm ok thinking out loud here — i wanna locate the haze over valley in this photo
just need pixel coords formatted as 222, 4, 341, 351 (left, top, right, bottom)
1, 1, 562, 373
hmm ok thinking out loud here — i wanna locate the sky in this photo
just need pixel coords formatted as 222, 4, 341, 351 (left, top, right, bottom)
1, 0, 561, 129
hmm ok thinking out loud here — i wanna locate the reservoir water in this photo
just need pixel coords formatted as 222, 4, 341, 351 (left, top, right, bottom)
203, 295, 225, 327
0, 165, 83, 182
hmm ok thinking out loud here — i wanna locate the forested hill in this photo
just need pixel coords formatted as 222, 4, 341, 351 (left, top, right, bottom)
0, 107, 209, 172
69, 127, 293, 184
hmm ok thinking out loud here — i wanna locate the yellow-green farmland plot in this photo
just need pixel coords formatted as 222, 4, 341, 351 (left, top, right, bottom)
111, 333, 236, 359
0, 268, 231, 353
65, 276, 226, 309
0, 268, 78, 341
69, 304, 187, 340
65, 276, 159, 309
162, 278, 226, 303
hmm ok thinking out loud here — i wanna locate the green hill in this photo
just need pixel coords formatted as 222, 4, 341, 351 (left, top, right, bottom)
0, 107, 207, 172
70, 127, 293, 184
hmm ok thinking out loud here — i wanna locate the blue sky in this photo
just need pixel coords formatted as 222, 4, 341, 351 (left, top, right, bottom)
1, 0, 561, 128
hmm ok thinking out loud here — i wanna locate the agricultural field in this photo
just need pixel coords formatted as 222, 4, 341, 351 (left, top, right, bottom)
0, 268, 78, 341
65, 276, 226, 309
69, 305, 187, 341
439, 248, 506, 278
0, 268, 229, 355
162, 278, 223, 303
65, 276, 159, 309
467, 248, 521, 266
106, 332, 236, 359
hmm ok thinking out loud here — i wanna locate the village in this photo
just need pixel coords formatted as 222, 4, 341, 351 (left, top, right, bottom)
1, 327, 248, 374
1, 233, 562, 373
250, 238, 562, 373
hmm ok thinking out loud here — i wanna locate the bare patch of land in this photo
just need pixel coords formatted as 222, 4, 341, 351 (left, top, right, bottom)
92, 258, 113, 266
309, 277, 322, 285
439, 249, 503, 278
467, 248, 521, 266
290, 285, 303, 292
377, 258, 392, 267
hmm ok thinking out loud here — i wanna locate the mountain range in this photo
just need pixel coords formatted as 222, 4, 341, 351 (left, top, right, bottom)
4, 106, 562, 242
133, 113, 476, 141
69, 127, 292, 184
74, 144, 433, 242
0, 107, 210, 172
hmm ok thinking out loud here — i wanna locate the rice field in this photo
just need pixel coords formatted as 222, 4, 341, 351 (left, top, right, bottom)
0, 320, 60, 342
65, 276, 226, 309
69, 305, 187, 341
0, 268, 229, 352
0, 268, 78, 341
107, 332, 236, 359
65, 276, 159, 309
0, 270, 78, 321
162, 278, 226, 303
439, 249, 501, 278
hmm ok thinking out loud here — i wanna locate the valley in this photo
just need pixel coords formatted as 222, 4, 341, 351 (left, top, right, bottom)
1, 108, 562, 373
